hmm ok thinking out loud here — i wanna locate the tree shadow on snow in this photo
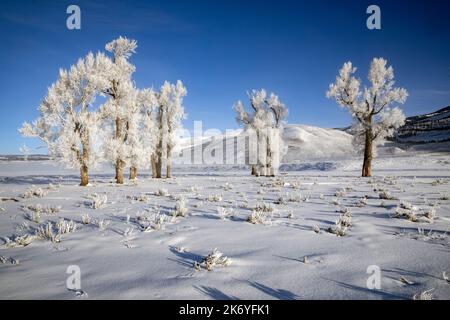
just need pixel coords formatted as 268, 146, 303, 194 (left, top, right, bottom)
242, 280, 299, 300
324, 278, 408, 300
194, 285, 239, 300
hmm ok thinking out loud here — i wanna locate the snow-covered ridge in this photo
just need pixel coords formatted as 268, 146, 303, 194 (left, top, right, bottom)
396, 106, 450, 143
174, 124, 354, 163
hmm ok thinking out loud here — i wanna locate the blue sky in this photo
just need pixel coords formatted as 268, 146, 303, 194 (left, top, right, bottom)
0, 0, 449, 154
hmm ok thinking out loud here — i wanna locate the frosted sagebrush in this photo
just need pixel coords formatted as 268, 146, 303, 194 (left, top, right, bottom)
56, 219, 77, 234
23, 186, 47, 198
89, 193, 107, 209
195, 248, 231, 271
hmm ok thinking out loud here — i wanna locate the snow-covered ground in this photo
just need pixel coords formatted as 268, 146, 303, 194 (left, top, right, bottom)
1, 148, 449, 300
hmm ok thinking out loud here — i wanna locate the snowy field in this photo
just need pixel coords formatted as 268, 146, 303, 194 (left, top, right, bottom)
0, 152, 449, 300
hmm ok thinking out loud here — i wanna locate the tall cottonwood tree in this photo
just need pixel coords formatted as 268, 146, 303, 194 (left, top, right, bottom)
234, 89, 287, 176
20, 52, 109, 186
154, 81, 187, 178
99, 37, 138, 184
327, 58, 407, 177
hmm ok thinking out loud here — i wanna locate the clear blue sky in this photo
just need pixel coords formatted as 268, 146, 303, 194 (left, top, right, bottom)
1, 0, 449, 154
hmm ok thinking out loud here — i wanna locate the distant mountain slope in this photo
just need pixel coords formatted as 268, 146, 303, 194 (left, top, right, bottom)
396, 106, 450, 143
174, 125, 355, 164
282, 125, 354, 161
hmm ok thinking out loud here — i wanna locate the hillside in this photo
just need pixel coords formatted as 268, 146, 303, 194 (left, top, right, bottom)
396, 106, 450, 143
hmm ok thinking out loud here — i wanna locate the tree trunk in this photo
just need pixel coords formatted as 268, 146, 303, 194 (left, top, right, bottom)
362, 119, 373, 177
155, 104, 164, 179
80, 127, 90, 186
166, 163, 172, 178
251, 165, 257, 176
129, 166, 137, 180
115, 117, 125, 184
166, 144, 172, 178
266, 133, 274, 177
116, 159, 125, 184
155, 152, 162, 178
151, 153, 157, 178
80, 165, 89, 186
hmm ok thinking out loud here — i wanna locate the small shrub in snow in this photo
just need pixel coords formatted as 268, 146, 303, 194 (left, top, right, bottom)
443, 272, 450, 283
126, 194, 148, 203
334, 188, 347, 198
217, 206, 233, 220
290, 182, 300, 189
189, 185, 202, 193
394, 206, 418, 222
439, 193, 449, 201
331, 198, 341, 206
328, 222, 348, 237
413, 289, 434, 300
95, 219, 110, 231
195, 248, 231, 271
81, 213, 91, 225
254, 202, 274, 213
247, 209, 269, 225
26, 211, 41, 223
89, 193, 107, 209
156, 188, 169, 197
400, 201, 415, 210
288, 193, 302, 203
328, 211, 352, 236
25, 204, 61, 215
36, 222, 60, 243
337, 206, 351, 215
287, 212, 294, 219
356, 197, 368, 207
431, 178, 446, 186
23, 186, 47, 198
379, 190, 396, 200
207, 193, 223, 202
313, 225, 320, 233
0, 255, 7, 263
399, 277, 415, 285
151, 213, 168, 231
12, 234, 35, 247
173, 197, 188, 217
383, 176, 398, 185
424, 207, 436, 222
56, 219, 77, 234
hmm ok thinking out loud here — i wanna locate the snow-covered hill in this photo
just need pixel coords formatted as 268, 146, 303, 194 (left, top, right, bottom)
282, 125, 354, 162
396, 106, 450, 143
175, 125, 355, 165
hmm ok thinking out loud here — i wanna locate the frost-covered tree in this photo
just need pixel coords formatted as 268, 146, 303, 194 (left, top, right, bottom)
234, 89, 288, 176
265, 93, 288, 176
99, 37, 138, 184
154, 81, 187, 178
137, 88, 159, 178
327, 58, 407, 177
20, 52, 109, 186
164, 81, 187, 178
